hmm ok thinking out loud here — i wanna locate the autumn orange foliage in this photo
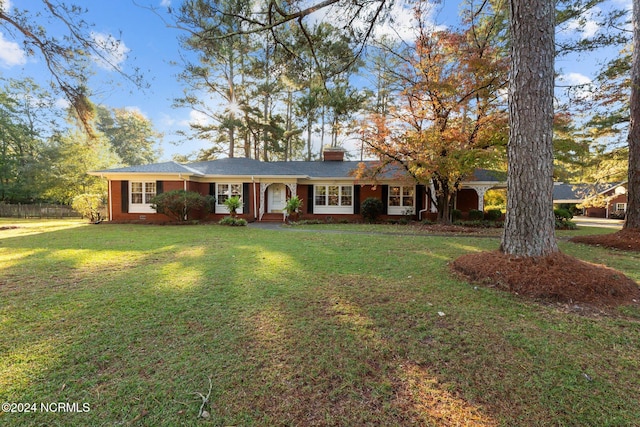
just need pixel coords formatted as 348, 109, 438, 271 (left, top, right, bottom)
359, 5, 509, 223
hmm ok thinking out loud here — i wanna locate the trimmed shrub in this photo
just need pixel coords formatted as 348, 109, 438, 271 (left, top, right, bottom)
361, 197, 384, 223
554, 207, 573, 221
150, 190, 207, 222
554, 207, 576, 229
469, 209, 484, 220
452, 209, 462, 221
218, 217, 247, 226
203, 195, 217, 214
485, 208, 503, 221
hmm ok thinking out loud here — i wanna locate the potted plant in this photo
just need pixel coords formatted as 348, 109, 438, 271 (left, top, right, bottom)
285, 195, 303, 222
223, 195, 242, 217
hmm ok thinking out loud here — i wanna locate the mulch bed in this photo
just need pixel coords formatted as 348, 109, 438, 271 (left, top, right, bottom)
451, 251, 639, 308
570, 229, 640, 252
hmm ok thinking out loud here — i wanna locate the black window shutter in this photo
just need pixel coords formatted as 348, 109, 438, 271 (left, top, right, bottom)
353, 185, 361, 214
416, 184, 425, 214
156, 181, 164, 195
121, 181, 129, 213
307, 185, 314, 214
243, 183, 250, 212
381, 185, 389, 215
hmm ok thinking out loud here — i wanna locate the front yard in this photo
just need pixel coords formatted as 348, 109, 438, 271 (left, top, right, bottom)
1, 219, 639, 426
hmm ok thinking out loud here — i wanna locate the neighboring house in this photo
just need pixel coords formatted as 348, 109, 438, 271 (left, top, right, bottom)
90, 149, 507, 223
553, 182, 628, 218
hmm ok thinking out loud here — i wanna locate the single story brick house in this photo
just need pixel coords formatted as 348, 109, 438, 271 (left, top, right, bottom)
90, 149, 506, 223
552, 181, 628, 218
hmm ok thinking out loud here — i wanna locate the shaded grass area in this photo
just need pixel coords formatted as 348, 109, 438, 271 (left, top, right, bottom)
0, 220, 639, 426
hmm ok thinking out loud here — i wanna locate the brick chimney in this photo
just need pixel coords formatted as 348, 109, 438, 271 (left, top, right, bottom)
322, 147, 345, 161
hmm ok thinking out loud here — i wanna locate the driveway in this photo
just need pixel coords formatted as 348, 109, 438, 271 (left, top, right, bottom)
573, 216, 624, 229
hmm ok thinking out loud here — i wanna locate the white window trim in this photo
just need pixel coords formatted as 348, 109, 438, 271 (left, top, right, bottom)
129, 181, 157, 214
616, 203, 627, 212
314, 184, 354, 214
216, 183, 244, 214
388, 185, 416, 216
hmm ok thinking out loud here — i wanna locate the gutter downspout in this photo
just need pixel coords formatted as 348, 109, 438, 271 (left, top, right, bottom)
104, 174, 112, 221
418, 186, 428, 220
179, 173, 187, 191
179, 174, 188, 220
419, 207, 429, 221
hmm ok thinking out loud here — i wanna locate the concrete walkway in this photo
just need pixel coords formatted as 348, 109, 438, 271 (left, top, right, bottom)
573, 217, 624, 229
247, 221, 286, 231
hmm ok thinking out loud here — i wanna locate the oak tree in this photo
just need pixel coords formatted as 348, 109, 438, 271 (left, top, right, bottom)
361, 4, 508, 223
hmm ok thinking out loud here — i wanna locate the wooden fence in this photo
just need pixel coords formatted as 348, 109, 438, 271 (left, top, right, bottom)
0, 203, 82, 219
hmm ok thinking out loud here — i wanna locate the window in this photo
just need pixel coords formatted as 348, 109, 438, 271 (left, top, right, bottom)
616, 203, 627, 212
315, 185, 327, 206
216, 183, 243, 213
388, 185, 415, 215
130, 182, 156, 213
314, 184, 353, 214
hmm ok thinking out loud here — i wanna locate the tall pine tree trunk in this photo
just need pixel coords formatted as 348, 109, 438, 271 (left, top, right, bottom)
500, 0, 558, 256
626, 0, 640, 230
227, 44, 236, 158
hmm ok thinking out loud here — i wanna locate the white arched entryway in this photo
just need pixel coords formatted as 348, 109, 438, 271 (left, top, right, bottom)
259, 182, 297, 220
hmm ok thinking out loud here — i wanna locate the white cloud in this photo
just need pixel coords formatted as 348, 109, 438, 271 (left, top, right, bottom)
557, 72, 594, 101
374, 0, 444, 42
160, 0, 171, 7
91, 32, 129, 70
558, 72, 592, 86
184, 110, 211, 127
373, 0, 418, 42
0, 32, 26, 68
305, 0, 442, 44
159, 112, 177, 128
563, 7, 602, 38
55, 97, 71, 110
123, 106, 148, 118
0, 0, 11, 13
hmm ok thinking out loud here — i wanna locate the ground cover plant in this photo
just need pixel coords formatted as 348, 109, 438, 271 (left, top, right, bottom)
1, 219, 639, 426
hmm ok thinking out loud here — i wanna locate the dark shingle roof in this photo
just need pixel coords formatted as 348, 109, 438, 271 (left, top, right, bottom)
187, 158, 297, 176
468, 169, 507, 182
553, 182, 627, 202
553, 183, 585, 202
94, 161, 203, 175
94, 158, 507, 183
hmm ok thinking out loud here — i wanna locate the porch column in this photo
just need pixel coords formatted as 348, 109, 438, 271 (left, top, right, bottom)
467, 184, 493, 211
259, 182, 272, 221
429, 181, 438, 213
285, 183, 297, 198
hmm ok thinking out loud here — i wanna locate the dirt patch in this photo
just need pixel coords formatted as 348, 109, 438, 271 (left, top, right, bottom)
0, 226, 19, 231
570, 229, 640, 252
451, 251, 639, 308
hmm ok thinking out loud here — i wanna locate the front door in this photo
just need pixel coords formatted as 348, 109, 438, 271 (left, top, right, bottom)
268, 184, 286, 213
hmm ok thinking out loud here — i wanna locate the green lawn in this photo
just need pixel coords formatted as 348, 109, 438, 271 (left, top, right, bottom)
1, 219, 639, 426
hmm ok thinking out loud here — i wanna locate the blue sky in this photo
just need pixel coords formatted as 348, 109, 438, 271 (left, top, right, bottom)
0, 0, 633, 161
